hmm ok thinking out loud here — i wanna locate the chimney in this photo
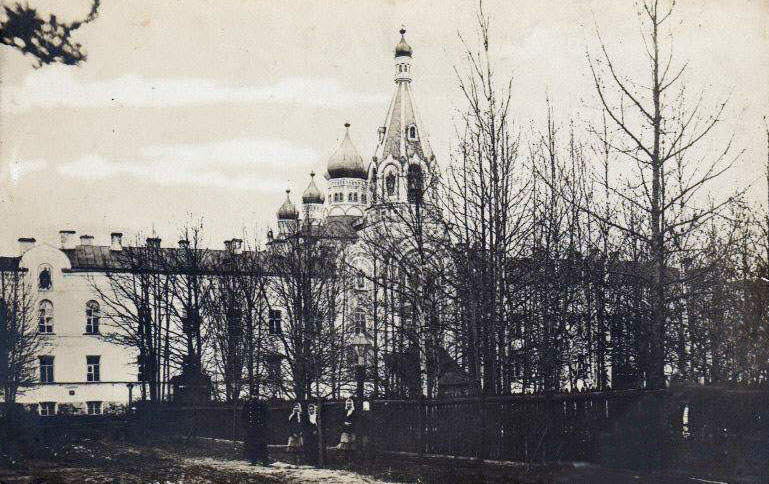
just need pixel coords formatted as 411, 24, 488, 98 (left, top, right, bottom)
110, 232, 123, 252
178, 239, 190, 249
59, 230, 77, 250
146, 237, 161, 248
224, 239, 233, 252
80, 235, 94, 246
232, 238, 243, 255
18, 237, 35, 254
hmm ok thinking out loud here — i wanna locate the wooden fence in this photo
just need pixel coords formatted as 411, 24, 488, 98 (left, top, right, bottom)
131, 385, 769, 478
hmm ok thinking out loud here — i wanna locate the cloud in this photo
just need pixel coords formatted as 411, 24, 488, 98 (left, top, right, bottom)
55, 138, 319, 192
2, 156, 48, 185
2, 67, 388, 113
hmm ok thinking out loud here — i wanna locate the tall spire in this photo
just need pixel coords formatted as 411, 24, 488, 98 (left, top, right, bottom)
374, 28, 433, 166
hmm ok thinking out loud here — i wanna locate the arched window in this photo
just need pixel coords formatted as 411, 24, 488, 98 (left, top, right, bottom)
38, 264, 52, 291
407, 125, 417, 140
385, 172, 396, 197
407, 164, 423, 204
38, 300, 53, 333
355, 270, 366, 290
85, 300, 100, 334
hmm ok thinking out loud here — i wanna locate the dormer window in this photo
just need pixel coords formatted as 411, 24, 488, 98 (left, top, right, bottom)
407, 125, 417, 140
38, 264, 52, 291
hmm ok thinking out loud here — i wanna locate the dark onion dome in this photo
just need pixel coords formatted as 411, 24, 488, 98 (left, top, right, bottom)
302, 171, 325, 204
326, 123, 367, 180
395, 28, 412, 57
277, 189, 299, 220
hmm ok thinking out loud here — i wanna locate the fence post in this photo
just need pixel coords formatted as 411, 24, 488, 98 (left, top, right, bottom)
418, 396, 425, 457
479, 394, 487, 462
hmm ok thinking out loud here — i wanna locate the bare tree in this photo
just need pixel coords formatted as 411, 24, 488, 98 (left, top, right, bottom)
584, 0, 742, 388
439, 2, 532, 395
0, 267, 41, 404
88, 235, 177, 401
264, 222, 347, 401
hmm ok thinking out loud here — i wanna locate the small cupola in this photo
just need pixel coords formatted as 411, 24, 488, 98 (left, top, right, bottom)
395, 28, 412, 58
277, 189, 299, 220
302, 172, 325, 204
327, 123, 367, 180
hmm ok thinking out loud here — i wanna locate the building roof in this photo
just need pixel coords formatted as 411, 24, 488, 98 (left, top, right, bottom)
277, 189, 299, 220
302, 172, 325, 204
326, 123, 367, 180
0, 256, 21, 271
395, 28, 412, 57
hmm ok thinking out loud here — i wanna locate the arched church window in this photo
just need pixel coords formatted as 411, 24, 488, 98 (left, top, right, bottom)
385, 172, 396, 197
407, 125, 417, 140
38, 264, 52, 291
38, 300, 53, 333
85, 300, 100, 334
407, 164, 423, 204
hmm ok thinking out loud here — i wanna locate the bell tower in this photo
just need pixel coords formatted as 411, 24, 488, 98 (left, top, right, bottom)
370, 28, 434, 206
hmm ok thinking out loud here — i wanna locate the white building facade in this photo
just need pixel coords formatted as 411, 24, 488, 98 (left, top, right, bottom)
1, 29, 440, 411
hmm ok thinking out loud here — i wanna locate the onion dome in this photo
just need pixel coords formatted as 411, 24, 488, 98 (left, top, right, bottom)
302, 172, 325, 204
395, 28, 412, 57
327, 123, 367, 180
277, 189, 299, 220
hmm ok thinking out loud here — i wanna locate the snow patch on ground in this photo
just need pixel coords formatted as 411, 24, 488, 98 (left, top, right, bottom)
184, 456, 395, 484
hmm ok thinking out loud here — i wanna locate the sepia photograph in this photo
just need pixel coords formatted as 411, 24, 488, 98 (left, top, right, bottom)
0, 1, 768, 482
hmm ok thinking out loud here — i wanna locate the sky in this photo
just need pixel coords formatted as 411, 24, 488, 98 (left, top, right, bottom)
1, 0, 767, 254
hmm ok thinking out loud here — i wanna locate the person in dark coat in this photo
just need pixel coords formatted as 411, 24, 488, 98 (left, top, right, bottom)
303, 403, 320, 466
336, 398, 357, 451
286, 402, 304, 463
243, 399, 270, 465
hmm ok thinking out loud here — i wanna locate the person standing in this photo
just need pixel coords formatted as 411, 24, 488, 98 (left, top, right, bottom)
303, 403, 320, 466
243, 399, 270, 466
287, 402, 304, 463
337, 398, 357, 452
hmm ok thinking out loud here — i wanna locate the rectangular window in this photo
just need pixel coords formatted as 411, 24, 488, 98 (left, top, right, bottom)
348, 192, 354, 202
39, 402, 56, 416
86, 355, 101, 382
39, 355, 54, 383
86, 401, 102, 415
268, 309, 282, 335
361, 193, 367, 204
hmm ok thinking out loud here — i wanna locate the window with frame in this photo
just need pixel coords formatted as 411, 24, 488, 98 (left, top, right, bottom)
38, 264, 52, 291
407, 164, 423, 204
85, 300, 100, 334
361, 193, 367, 204
268, 309, 282, 335
86, 401, 102, 415
353, 307, 365, 334
38, 300, 53, 333
86, 355, 101, 382
39, 355, 54, 383
39, 402, 56, 416
407, 125, 417, 140
347, 192, 354, 202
